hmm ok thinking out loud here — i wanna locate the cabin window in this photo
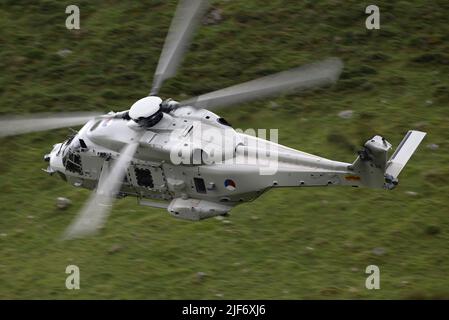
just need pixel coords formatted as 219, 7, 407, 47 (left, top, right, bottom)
135, 168, 154, 188
194, 177, 206, 194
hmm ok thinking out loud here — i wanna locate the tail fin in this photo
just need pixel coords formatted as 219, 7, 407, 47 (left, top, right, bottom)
385, 130, 427, 179
352, 131, 426, 189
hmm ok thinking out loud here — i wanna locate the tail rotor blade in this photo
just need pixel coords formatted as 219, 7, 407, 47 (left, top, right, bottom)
0, 112, 102, 137
180, 58, 343, 110
62, 140, 139, 240
386, 130, 427, 179
150, 0, 209, 95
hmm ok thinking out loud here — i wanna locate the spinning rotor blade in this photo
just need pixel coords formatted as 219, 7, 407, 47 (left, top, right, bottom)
0, 112, 103, 137
150, 0, 209, 95
180, 58, 343, 110
62, 140, 139, 240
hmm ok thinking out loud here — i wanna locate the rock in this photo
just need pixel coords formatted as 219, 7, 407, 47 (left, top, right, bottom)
11, 56, 27, 65
338, 110, 353, 119
56, 49, 73, 58
361, 82, 374, 91
215, 293, 224, 298
400, 280, 410, 287
333, 36, 342, 43
196, 272, 207, 281
215, 215, 225, 221
425, 99, 433, 106
343, 242, 354, 249
222, 219, 232, 225
426, 143, 439, 150
56, 197, 72, 210
27, 215, 34, 219
250, 215, 259, 220
0, 233, 7, 238
107, 244, 124, 254
348, 287, 359, 293
304, 246, 315, 256
350, 267, 359, 272
202, 8, 223, 25
372, 247, 386, 256
405, 191, 418, 196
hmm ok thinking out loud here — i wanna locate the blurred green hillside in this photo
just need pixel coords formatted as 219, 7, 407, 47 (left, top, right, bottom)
0, 0, 448, 299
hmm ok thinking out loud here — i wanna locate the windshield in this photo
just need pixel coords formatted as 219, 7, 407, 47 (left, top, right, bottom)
58, 134, 81, 158
61, 134, 83, 174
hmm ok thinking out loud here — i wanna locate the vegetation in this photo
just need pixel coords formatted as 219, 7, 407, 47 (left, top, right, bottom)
0, 0, 448, 299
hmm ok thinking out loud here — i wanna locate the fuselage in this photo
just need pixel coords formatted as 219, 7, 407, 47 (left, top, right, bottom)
45, 105, 359, 219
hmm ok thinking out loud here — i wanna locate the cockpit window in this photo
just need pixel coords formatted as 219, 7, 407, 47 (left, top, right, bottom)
62, 134, 83, 174
58, 136, 72, 156
59, 134, 80, 157
69, 137, 81, 151
66, 135, 75, 146
217, 117, 232, 127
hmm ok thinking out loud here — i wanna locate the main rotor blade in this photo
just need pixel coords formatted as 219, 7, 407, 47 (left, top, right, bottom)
150, 0, 209, 95
180, 58, 344, 110
0, 112, 103, 137
62, 140, 139, 240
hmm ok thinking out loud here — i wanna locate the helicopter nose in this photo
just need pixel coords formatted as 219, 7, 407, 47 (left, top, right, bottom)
44, 143, 62, 163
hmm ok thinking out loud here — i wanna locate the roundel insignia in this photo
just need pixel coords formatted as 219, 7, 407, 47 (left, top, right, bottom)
224, 179, 236, 191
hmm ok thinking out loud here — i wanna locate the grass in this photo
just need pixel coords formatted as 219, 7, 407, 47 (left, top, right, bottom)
0, 0, 448, 299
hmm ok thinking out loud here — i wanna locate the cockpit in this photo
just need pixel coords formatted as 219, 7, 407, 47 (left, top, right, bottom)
58, 134, 86, 175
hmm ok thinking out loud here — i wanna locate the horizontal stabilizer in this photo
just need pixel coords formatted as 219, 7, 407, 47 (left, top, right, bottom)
385, 130, 426, 179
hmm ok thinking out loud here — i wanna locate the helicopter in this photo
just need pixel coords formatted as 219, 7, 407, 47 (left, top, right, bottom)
0, 0, 426, 240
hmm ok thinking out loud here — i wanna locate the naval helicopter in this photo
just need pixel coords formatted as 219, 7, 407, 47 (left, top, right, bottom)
0, 0, 426, 239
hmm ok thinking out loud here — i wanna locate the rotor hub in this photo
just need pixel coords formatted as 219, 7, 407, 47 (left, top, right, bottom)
129, 96, 163, 127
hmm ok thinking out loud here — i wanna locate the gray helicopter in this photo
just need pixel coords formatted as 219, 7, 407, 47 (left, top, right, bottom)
0, 0, 426, 239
